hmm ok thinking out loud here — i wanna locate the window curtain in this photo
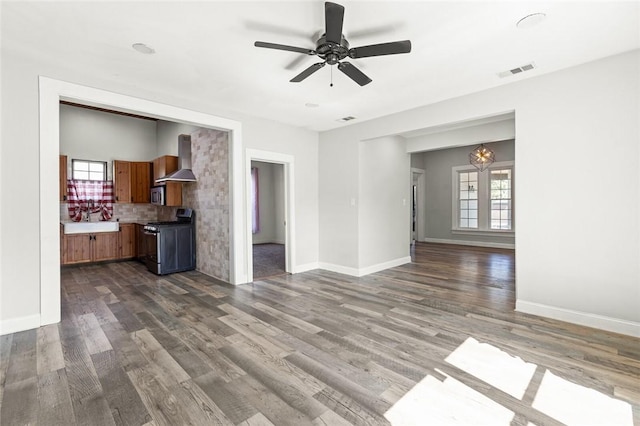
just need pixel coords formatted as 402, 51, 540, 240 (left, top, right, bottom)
67, 180, 114, 222
251, 167, 260, 234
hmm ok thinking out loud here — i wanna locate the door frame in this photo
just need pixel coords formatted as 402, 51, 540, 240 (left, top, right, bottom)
39, 76, 246, 327
245, 149, 295, 282
411, 167, 426, 243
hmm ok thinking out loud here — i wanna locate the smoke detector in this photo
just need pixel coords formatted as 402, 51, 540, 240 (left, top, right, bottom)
498, 63, 536, 78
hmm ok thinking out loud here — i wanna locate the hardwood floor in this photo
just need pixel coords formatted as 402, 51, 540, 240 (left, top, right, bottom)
1, 242, 638, 425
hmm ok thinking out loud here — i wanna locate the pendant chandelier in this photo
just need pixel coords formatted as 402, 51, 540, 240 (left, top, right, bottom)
469, 143, 495, 172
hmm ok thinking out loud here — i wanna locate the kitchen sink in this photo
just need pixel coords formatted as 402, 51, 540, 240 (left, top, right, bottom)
63, 221, 119, 234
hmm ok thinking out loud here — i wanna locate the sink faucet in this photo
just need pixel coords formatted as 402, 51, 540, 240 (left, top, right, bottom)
85, 199, 94, 222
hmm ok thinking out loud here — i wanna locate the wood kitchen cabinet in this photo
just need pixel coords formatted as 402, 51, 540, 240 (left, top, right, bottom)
153, 155, 178, 183
131, 162, 152, 203
119, 223, 136, 259
62, 233, 92, 264
164, 182, 182, 206
114, 160, 152, 203
93, 233, 120, 262
153, 155, 182, 206
60, 155, 68, 201
61, 231, 119, 265
114, 160, 131, 203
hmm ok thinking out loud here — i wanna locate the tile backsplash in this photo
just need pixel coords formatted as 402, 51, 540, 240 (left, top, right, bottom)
60, 202, 159, 223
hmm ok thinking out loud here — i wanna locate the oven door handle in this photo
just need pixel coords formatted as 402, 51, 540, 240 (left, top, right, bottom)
143, 231, 158, 236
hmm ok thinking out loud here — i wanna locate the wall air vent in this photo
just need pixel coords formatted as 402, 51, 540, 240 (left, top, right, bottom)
337, 116, 357, 122
498, 62, 536, 78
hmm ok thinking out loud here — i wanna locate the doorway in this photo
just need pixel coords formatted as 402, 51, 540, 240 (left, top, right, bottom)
410, 167, 425, 246
245, 149, 295, 283
251, 161, 286, 279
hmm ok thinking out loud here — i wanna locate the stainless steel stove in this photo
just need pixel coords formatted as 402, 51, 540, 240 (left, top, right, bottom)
143, 208, 196, 275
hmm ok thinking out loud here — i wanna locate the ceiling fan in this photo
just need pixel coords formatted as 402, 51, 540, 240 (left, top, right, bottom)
254, 1, 412, 86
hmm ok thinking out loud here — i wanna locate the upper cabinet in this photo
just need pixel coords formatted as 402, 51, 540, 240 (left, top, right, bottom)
114, 160, 131, 203
131, 162, 151, 203
114, 160, 152, 203
153, 155, 178, 185
60, 155, 68, 201
153, 155, 182, 207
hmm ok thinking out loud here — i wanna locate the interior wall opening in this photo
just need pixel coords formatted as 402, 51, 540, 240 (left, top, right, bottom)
40, 77, 246, 327
403, 113, 516, 308
244, 149, 295, 284
251, 161, 287, 280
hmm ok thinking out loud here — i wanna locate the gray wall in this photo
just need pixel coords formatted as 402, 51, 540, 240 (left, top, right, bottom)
1, 47, 320, 331
413, 139, 515, 246
156, 120, 199, 156
359, 136, 411, 269
251, 161, 285, 245
59, 104, 158, 180
319, 50, 640, 332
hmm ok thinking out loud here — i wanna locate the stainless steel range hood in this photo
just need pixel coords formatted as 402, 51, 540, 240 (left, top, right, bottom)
156, 134, 197, 183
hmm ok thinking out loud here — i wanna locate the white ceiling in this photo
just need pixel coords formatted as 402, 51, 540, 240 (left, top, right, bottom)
2, 1, 638, 132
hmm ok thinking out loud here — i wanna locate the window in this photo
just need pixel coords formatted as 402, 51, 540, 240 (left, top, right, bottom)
72, 159, 106, 181
458, 171, 478, 229
452, 162, 514, 232
490, 169, 512, 230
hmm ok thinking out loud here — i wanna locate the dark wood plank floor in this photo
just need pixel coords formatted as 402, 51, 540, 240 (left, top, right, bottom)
1, 243, 639, 425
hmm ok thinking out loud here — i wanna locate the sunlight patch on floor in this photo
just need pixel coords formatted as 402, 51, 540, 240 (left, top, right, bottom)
385, 337, 634, 425
445, 337, 537, 399
384, 372, 514, 425
532, 370, 634, 426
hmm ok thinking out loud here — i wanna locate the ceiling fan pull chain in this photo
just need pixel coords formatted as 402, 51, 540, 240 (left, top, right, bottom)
330, 65, 334, 87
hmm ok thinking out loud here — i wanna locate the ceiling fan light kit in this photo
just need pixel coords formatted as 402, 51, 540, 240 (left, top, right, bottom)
254, 1, 412, 86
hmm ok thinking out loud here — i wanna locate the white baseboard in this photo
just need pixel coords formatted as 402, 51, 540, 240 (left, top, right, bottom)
516, 300, 640, 337
293, 262, 319, 274
0, 314, 41, 336
319, 256, 412, 278
318, 262, 361, 277
424, 237, 515, 250
359, 256, 412, 276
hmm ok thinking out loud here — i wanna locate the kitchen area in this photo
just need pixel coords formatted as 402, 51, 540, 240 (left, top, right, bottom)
58, 102, 231, 281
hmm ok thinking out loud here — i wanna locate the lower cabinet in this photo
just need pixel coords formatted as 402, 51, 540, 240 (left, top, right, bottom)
63, 234, 92, 264
119, 223, 136, 259
94, 233, 120, 262
61, 226, 136, 265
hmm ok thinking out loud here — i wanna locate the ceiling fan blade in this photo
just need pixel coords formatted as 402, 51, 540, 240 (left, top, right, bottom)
349, 40, 412, 58
290, 62, 326, 82
254, 41, 315, 55
325, 2, 345, 44
338, 62, 372, 86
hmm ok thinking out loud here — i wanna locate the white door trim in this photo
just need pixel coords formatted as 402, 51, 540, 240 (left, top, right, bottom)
245, 149, 295, 283
39, 76, 246, 327
411, 167, 426, 243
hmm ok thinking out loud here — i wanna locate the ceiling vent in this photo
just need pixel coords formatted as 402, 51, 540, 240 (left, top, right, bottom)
336, 116, 356, 122
498, 63, 536, 78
